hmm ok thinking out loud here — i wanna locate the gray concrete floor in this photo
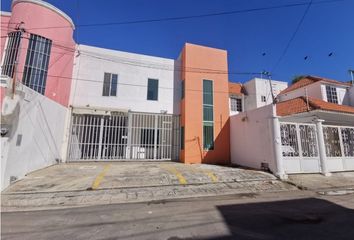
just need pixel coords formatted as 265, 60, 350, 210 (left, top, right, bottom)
4, 162, 277, 193
2, 190, 354, 240
1, 162, 296, 211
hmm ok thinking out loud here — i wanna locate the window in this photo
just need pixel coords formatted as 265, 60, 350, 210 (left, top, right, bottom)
261, 95, 266, 102
22, 34, 52, 94
203, 80, 214, 150
326, 85, 338, 103
102, 73, 118, 96
1, 31, 22, 78
230, 97, 242, 112
181, 126, 184, 150
181, 80, 185, 99
147, 78, 158, 100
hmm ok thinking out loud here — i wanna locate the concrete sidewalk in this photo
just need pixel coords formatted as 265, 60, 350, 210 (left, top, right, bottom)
1, 162, 296, 211
287, 172, 354, 192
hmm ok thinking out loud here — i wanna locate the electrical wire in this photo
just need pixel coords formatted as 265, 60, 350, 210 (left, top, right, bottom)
25, 0, 343, 30
271, 0, 313, 73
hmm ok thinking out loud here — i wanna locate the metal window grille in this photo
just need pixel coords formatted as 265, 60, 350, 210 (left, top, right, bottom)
102, 73, 118, 96
299, 125, 318, 157
341, 127, 354, 157
22, 34, 52, 94
280, 123, 299, 157
230, 97, 242, 112
326, 85, 338, 104
147, 78, 158, 100
68, 112, 180, 161
1, 31, 22, 78
323, 126, 342, 157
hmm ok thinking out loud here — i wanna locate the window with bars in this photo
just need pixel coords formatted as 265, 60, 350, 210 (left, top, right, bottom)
230, 97, 242, 112
22, 34, 52, 94
147, 78, 158, 100
326, 85, 338, 104
203, 80, 214, 150
1, 31, 22, 78
102, 73, 118, 96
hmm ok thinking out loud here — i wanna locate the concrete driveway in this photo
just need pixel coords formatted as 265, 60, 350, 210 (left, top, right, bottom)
2, 162, 296, 211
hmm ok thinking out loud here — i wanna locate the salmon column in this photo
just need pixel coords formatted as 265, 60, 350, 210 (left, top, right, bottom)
180, 43, 230, 164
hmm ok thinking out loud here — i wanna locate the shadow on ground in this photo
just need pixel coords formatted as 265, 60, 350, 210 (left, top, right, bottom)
212, 197, 354, 240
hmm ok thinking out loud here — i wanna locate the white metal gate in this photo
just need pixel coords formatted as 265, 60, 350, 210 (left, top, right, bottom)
323, 125, 354, 171
68, 112, 180, 161
280, 123, 321, 173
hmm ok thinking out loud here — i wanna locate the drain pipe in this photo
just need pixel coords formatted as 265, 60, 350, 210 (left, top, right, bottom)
271, 104, 287, 180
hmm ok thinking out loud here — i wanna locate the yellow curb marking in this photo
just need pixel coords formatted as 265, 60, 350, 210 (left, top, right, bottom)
203, 170, 218, 183
161, 165, 187, 185
188, 165, 218, 183
91, 164, 111, 190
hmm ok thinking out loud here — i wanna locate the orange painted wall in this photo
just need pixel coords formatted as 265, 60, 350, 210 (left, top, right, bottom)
180, 43, 230, 165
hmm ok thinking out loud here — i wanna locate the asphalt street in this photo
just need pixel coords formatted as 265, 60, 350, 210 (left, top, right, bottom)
2, 190, 354, 240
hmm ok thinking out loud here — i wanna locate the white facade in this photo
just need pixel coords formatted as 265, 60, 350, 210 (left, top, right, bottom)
71, 45, 181, 114
1, 85, 67, 190
230, 104, 277, 173
350, 85, 354, 106
279, 81, 351, 106
243, 78, 288, 111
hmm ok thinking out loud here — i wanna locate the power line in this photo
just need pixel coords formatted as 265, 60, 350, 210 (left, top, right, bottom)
271, 0, 313, 73
13, 70, 259, 95
3, 33, 259, 75
25, 0, 343, 30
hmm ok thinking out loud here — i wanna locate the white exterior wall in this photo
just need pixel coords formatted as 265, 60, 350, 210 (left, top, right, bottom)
349, 85, 354, 106
1, 85, 67, 190
71, 45, 180, 114
321, 84, 349, 105
244, 78, 288, 111
279, 81, 350, 106
279, 81, 322, 102
230, 104, 277, 172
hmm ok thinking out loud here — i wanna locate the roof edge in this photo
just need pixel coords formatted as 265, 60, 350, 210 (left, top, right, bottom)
12, 0, 75, 29
1, 11, 12, 16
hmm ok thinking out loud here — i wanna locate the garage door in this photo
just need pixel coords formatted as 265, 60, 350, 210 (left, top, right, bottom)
67, 111, 180, 161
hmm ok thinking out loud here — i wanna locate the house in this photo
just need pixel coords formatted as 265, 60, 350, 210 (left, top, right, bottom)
1, 0, 232, 189
230, 76, 354, 178
228, 78, 288, 115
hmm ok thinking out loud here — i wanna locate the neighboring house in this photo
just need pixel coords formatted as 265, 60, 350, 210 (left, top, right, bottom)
228, 78, 288, 115
231, 76, 354, 178
243, 78, 288, 111
279, 76, 352, 105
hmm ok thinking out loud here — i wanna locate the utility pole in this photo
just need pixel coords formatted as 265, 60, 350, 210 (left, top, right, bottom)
349, 69, 354, 85
262, 71, 276, 104
11, 22, 25, 98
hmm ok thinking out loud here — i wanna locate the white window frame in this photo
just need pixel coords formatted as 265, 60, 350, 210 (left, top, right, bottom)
326, 85, 338, 104
102, 72, 118, 97
230, 96, 242, 112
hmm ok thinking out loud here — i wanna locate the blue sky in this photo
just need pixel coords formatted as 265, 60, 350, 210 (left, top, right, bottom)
2, 0, 354, 83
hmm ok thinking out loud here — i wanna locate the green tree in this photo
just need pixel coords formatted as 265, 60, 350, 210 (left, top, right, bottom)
292, 75, 306, 84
